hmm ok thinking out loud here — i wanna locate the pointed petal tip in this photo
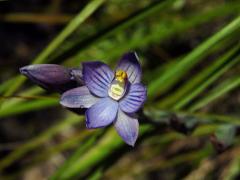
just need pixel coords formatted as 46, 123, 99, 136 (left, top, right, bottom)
126, 139, 136, 147
85, 121, 98, 129
114, 110, 139, 147
85, 122, 92, 129
124, 51, 139, 59
60, 86, 99, 108
123, 135, 137, 147
60, 91, 70, 107
117, 52, 142, 84
119, 132, 137, 147
59, 98, 66, 107
59, 96, 72, 108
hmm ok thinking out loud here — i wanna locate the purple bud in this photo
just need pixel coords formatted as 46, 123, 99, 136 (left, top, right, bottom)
20, 64, 80, 93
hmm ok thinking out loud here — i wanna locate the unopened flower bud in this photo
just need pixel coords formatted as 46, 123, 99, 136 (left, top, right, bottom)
20, 64, 78, 93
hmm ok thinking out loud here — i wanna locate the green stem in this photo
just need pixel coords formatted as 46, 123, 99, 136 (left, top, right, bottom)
148, 15, 240, 99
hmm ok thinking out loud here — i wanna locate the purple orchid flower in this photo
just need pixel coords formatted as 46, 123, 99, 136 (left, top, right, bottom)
60, 52, 147, 146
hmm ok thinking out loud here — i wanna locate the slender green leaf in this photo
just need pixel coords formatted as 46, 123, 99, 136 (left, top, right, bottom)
190, 76, 240, 111
157, 44, 240, 108
173, 51, 240, 110
148, 16, 240, 100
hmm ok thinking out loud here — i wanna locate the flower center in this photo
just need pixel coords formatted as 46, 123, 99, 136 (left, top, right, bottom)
108, 70, 127, 101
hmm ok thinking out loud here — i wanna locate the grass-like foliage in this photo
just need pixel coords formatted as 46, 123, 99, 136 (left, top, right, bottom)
0, 0, 239, 179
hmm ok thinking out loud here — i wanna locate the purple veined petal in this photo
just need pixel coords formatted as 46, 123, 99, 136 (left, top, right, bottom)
116, 52, 142, 84
60, 86, 99, 108
86, 97, 118, 129
83, 61, 114, 97
20, 64, 78, 93
120, 83, 147, 113
114, 109, 139, 146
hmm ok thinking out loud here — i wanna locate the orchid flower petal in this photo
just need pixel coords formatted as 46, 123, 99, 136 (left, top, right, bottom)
114, 109, 139, 146
116, 52, 142, 84
60, 86, 99, 108
120, 83, 147, 113
86, 97, 118, 128
83, 61, 114, 97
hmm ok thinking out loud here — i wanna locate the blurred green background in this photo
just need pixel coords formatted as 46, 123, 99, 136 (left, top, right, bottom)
0, 0, 240, 179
